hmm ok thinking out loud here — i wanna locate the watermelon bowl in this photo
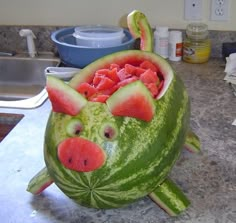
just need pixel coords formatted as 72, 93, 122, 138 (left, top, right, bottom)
51, 27, 135, 68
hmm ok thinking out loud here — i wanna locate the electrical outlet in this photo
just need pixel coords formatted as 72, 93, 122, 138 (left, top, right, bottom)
184, 0, 202, 20
211, 0, 230, 21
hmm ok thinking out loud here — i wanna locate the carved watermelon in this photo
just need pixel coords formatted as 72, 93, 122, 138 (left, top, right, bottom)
27, 10, 200, 216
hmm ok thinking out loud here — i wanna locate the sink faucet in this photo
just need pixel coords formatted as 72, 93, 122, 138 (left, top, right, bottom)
19, 29, 37, 58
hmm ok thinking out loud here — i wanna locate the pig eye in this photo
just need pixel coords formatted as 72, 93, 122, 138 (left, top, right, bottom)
100, 123, 118, 141
66, 120, 83, 136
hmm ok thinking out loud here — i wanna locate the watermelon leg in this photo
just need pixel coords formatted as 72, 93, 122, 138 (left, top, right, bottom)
184, 130, 201, 153
27, 166, 53, 195
149, 178, 190, 216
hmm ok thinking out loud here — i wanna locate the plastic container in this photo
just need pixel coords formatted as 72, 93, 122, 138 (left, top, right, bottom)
168, 31, 183, 61
51, 27, 135, 68
154, 26, 169, 58
73, 25, 125, 48
183, 23, 211, 64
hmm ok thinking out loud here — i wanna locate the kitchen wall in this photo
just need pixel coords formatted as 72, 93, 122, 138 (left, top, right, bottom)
0, 0, 236, 31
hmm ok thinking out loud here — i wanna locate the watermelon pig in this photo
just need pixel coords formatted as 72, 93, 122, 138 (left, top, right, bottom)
27, 10, 200, 216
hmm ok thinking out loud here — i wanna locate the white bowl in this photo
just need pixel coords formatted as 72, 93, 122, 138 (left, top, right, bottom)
73, 25, 125, 48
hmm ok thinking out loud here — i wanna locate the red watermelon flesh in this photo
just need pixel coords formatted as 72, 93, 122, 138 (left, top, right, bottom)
58, 137, 106, 172
106, 80, 155, 122
46, 76, 87, 116
140, 60, 158, 72
140, 69, 159, 84
76, 82, 98, 98
90, 94, 109, 103
95, 77, 116, 91
109, 94, 154, 122
75, 60, 164, 103
96, 68, 120, 83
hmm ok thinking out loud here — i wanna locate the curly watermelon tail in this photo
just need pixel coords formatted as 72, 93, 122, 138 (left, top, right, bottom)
127, 10, 154, 52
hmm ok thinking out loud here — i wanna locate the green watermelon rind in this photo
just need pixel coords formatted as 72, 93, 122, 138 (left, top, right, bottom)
149, 178, 190, 216
44, 71, 190, 209
27, 166, 53, 195
184, 130, 201, 153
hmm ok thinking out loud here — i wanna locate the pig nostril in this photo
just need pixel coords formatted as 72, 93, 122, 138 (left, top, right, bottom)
83, 159, 88, 166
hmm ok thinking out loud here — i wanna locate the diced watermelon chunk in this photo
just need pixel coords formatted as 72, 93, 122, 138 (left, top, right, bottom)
140, 69, 159, 84
118, 76, 138, 88
90, 94, 109, 103
140, 60, 158, 72
72, 60, 164, 103
95, 69, 110, 76
96, 77, 116, 91
95, 68, 120, 83
93, 74, 102, 87
145, 83, 158, 98
107, 68, 120, 83
117, 68, 132, 81
125, 64, 137, 76
135, 67, 146, 77
76, 82, 98, 98
109, 63, 120, 70
100, 84, 119, 96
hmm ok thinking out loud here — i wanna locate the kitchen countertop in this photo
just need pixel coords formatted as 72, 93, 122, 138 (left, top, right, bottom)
0, 58, 235, 223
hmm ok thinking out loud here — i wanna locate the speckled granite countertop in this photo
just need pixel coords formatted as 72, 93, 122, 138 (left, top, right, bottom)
0, 59, 235, 223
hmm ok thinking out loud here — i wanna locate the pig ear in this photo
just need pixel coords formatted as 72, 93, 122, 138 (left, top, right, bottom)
106, 80, 155, 122
46, 76, 87, 116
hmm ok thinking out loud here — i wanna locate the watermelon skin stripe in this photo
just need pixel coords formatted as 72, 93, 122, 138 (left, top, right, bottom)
44, 68, 190, 209
149, 178, 190, 216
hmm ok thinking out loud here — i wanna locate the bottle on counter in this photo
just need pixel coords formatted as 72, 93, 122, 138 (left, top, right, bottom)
183, 23, 211, 64
168, 30, 183, 62
154, 26, 169, 59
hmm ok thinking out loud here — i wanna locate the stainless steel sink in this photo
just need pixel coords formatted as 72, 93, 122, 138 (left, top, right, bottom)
0, 54, 60, 108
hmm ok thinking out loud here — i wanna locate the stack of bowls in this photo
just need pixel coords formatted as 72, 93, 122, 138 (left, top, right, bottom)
51, 25, 135, 68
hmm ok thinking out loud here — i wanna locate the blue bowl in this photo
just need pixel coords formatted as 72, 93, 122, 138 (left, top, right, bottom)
51, 27, 135, 68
